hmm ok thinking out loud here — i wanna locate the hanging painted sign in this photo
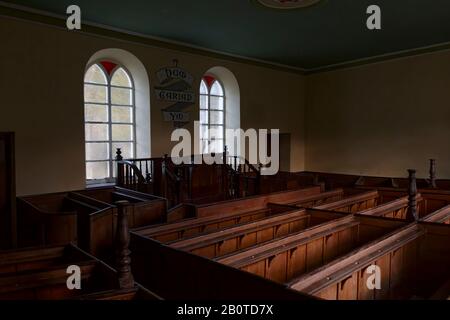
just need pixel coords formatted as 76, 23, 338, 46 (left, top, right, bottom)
155, 89, 195, 103
163, 111, 190, 122
155, 60, 195, 128
156, 67, 194, 86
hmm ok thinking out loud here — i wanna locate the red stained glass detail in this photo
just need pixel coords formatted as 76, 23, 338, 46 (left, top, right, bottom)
203, 75, 215, 88
100, 61, 117, 75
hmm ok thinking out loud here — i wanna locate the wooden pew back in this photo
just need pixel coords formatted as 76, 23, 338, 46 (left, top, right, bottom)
289, 223, 450, 300
170, 209, 346, 259
217, 215, 406, 285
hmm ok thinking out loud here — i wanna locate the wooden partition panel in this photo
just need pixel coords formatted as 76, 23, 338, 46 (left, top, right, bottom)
129, 232, 314, 300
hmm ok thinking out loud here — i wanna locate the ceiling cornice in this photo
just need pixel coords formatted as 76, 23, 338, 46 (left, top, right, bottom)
1, 1, 450, 76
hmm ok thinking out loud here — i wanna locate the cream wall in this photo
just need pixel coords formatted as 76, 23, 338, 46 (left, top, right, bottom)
0, 16, 306, 196
305, 50, 450, 179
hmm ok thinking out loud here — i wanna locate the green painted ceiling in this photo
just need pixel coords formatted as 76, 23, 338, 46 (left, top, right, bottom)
4, 0, 450, 70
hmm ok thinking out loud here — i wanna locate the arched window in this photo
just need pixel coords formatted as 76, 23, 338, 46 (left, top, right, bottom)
199, 76, 225, 154
84, 61, 135, 182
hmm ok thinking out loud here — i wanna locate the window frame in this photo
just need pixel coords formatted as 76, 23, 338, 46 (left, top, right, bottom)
199, 77, 226, 154
84, 61, 136, 184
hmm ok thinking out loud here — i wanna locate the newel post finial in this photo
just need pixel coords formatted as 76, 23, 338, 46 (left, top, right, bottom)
407, 169, 418, 222
115, 200, 134, 289
429, 159, 437, 188
115, 148, 123, 161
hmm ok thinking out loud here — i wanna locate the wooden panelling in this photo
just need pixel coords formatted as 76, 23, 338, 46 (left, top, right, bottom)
0, 132, 16, 249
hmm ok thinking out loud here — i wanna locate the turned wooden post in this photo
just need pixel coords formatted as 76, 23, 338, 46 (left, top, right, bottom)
429, 159, 437, 188
407, 169, 418, 222
115, 200, 134, 289
115, 148, 124, 187
223, 145, 228, 165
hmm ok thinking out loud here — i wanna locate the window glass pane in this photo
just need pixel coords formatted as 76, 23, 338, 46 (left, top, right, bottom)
201, 140, 209, 154
84, 84, 108, 103
200, 94, 208, 109
210, 111, 224, 125
86, 143, 109, 161
111, 68, 132, 87
200, 110, 208, 124
209, 139, 223, 153
200, 125, 209, 140
210, 96, 224, 110
111, 87, 132, 105
112, 124, 133, 141
85, 124, 108, 141
85, 104, 108, 122
112, 106, 132, 123
86, 161, 109, 180
210, 81, 224, 96
112, 142, 134, 160
210, 126, 224, 140
200, 80, 208, 95
84, 64, 107, 84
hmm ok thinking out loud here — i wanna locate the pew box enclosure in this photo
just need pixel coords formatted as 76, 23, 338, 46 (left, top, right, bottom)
0, 132, 16, 249
17, 187, 167, 257
0, 244, 162, 300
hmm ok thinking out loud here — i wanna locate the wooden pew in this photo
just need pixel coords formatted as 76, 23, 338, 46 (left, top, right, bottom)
134, 204, 302, 243
355, 187, 450, 214
0, 202, 162, 300
170, 209, 347, 259
216, 215, 406, 285
0, 244, 161, 300
286, 189, 344, 207
130, 231, 314, 300
74, 186, 167, 226
313, 190, 382, 213
194, 186, 321, 218
17, 193, 79, 248
289, 223, 450, 300
17, 187, 167, 257
356, 192, 449, 220
421, 204, 450, 224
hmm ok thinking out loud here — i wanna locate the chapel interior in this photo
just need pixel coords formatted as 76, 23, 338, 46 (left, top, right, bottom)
0, 0, 450, 301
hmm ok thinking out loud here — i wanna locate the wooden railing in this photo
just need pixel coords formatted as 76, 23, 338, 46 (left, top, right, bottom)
115, 149, 163, 195
115, 147, 262, 207
223, 147, 261, 198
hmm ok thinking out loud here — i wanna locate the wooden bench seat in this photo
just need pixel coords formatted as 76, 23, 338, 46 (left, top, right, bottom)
216, 215, 406, 285
170, 209, 347, 259
288, 223, 450, 300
